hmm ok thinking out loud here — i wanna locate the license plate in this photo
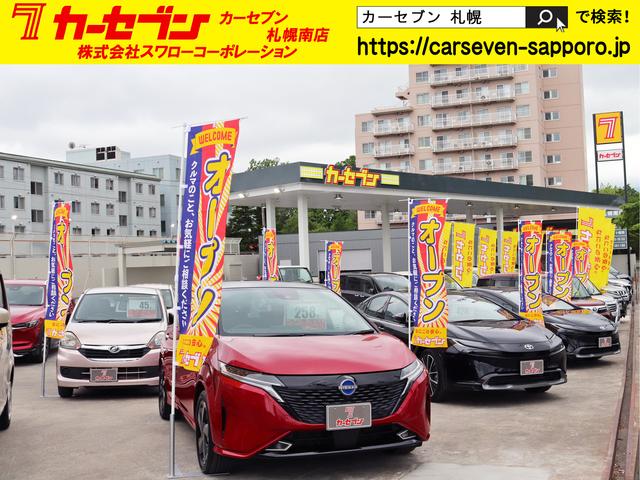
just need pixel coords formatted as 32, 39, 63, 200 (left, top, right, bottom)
326, 403, 371, 431
599, 336, 612, 348
90, 368, 118, 383
520, 360, 544, 376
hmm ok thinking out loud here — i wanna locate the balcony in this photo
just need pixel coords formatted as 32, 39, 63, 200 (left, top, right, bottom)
371, 102, 413, 116
374, 211, 409, 225
430, 66, 515, 87
373, 145, 415, 158
432, 112, 515, 131
432, 135, 517, 153
433, 157, 519, 175
373, 122, 415, 136
395, 85, 410, 100
431, 90, 515, 109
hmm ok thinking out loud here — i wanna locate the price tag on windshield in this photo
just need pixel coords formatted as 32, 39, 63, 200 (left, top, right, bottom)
284, 304, 327, 330
127, 297, 157, 319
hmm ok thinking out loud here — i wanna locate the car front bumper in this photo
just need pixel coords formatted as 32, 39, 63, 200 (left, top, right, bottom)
561, 331, 621, 359
12, 323, 43, 354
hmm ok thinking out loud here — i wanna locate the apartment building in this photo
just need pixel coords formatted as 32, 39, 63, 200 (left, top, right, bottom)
0, 152, 161, 237
355, 64, 586, 229
67, 146, 181, 237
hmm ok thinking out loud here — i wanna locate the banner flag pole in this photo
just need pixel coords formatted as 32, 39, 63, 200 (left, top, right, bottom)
41, 200, 55, 398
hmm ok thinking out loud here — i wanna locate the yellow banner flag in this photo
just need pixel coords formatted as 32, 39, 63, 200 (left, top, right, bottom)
501, 231, 519, 273
577, 207, 606, 287
477, 228, 497, 276
440, 222, 452, 268
593, 218, 615, 289
451, 222, 475, 288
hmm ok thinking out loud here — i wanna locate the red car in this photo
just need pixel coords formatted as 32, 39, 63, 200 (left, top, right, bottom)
5, 280, 48, 361
159, 282, 430, 474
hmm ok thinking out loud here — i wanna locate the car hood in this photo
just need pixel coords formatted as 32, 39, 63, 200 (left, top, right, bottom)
571, 298, 603, 307
10, 305, 44, 324
543, 310, 615, 332
217, 333, 415, 375
448, 319, 555, 346
67, 321, 165, 345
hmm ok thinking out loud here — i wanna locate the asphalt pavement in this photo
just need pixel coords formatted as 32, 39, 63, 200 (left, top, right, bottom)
0, 310, 633, 480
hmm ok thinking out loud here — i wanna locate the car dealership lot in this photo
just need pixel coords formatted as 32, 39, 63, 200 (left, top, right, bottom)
0, 312, 633, 480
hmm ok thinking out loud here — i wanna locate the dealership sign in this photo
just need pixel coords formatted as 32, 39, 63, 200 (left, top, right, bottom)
518, 220, 543, 323
324, 241, 343, 293
408, 199, 449, 348
614, 228, 628, 250
176, 119, 240, 372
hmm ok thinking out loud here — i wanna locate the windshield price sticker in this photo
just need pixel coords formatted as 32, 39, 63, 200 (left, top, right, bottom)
285, 304, 327, 330
127, 297, 156, 318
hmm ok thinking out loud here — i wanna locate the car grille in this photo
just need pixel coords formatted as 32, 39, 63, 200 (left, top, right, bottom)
486, 369, 564, 387
274, 379, 407, 424
79, 346, 150, 360
59, 366, 159, 380
607, 303, 616, 313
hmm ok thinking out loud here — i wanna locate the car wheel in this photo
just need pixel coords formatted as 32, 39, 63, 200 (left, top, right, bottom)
0, 379, 12, 430
196, 391, 232, 474
57, 386, 74, 398
158, 369, 171, 421
525, 386, 551, 394
421, 350, 449, 402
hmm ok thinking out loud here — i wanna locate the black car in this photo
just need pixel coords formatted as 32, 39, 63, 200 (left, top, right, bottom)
339, 273, 408, 306
473, 287, 621, 360
358, 290, 567, 401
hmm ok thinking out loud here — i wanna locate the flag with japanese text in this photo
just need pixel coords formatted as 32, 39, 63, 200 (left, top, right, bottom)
324, 241, 343, 293
44, 201, 73, 340
176, 119, 240, 372
477, 228, 497, 276
599, 219, 615, 288
262, 228, 279, 281
408, 199, 448, 348
518, 220, 543, 323
591, 214, 613, 289
572, 241, 590, 286
577, 207, 606, 287
545, 231, 573, 302
451, 222, 475, 288
440, 221, 452, 267
501, 230, 519, 273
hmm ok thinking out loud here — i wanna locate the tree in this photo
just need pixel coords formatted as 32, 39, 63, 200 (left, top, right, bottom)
594, 183, 639, 253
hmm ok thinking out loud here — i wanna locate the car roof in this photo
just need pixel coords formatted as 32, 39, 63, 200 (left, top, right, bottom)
131, 283, 172, 289
222, 281, 321, 289
83, 286, 162, 295
478, 273, 518, 279
366, 289, 485, 302
5, 279, 47, 286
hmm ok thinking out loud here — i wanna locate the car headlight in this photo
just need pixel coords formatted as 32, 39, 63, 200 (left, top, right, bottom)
13, 318, 41, 329
146, 331, 164, 349
60, 332, 81, 350
219, 362, 284, 402
400, 359, 425, 395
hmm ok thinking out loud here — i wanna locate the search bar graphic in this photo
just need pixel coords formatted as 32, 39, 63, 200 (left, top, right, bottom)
357, 6, 568, 30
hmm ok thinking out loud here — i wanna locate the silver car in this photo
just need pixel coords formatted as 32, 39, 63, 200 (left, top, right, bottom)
56, 287, 168, 398
0, 275, 14, 430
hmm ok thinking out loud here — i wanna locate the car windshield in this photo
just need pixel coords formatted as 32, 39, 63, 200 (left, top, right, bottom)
477, 276, 518, 287
6, 285, 45, 306
373, 274, 409, 292
73, 293, 163, 323
497, 290, 576, 313
572, 277, 592, 299
219, 287, 374, 336
280, 267, 313, 283
444, 274, 462, 290
160, 289, 173, 308
448, 294, 518, 322
582, 279, 601, 296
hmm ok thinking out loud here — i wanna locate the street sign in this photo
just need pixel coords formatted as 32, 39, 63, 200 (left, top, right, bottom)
614, 228, 628, 250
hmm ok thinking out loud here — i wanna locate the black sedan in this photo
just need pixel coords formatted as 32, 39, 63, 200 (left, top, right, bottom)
358, 291, 567, 401
473, 288, 621, 360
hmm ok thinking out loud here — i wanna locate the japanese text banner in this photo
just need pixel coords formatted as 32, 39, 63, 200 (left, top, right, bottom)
44, 201, 73, 339
572, 241, 590, 286
518, 220, 543, 323
599, 220, 615, 288
477, 228, 497, 276
591, 214, 613, 289
176, 119, 240, 372
262, 227, 279, 281
325, 241, 343, 293
451, 222, 475, 288
577, 207, 605, 287
501, 231, 519, 273
545, 231, 573, 302
409, 199, 448, 348
440, 221, 451, 268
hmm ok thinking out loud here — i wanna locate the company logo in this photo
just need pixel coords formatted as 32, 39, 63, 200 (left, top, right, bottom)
338, 376, 357, 396
599, 325, 608, 330
523, 344, 534, 350
108, 345, 121, 354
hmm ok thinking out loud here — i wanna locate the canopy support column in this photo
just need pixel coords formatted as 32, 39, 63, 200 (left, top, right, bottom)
297, 194, 310, 268
381, 207, 392, 272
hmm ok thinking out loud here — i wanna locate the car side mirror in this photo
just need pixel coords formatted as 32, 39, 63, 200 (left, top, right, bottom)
367, 287, 376, 294
167, 312, 174, 325
394, 312, 408, 324
0, 308, 9, 328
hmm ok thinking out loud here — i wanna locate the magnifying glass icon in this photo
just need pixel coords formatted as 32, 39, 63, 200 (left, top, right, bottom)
537, 9, 554, 25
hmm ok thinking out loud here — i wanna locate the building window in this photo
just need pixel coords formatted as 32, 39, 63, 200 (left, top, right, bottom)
362, 142, 374, 154
419, 159, 432, 171
152, 167, 164, 179
148, 184, 156, 195
542, 68, 558, 78
175, 168, 181, 180
136, 229, 145, 237
30, 181, 43, 195
176, 195, 180, 206
149, 230, 158, 237
546, 154, 561, 164
516, 105, 530, 118
91, 202, 100, 215
72, 226, 82, 235
105, 178, 114, 190
136, 206, 144, 217
415, 70, 429, 83
0, 196, 4, 209
485, 177, 493, 182
71, 201, 81, 213
71, 174, 81, 187
513, 64, 528, 72
161, 221, 166, 234
363, 210, 377, 219
90, 177, 99, 189
96, 147, 106, 161
54, 172, 64, 185
149, 207, 157, 218
418, 136, 431, 148
543, 89, 559, 99
14, 225, 26, 234
544, 111, 560, 121
518, 151, 533, 163
135, 183, 143, 194
106, 146, 116, 159
545, 133, 561, 142
416, 93, 430, 105
106, 228, 116, 236
361, 121, 373, 133
519, 174, 534, 186
31, 209, 44, 223
13, 167, 25, 181
517, 128, 532, 140
91, 227, 101, 236
118, 191, 127, 202
13, 196, 25, 210
106, 203, 115, 216
119, 215, 128, 226
160, 194, 165, 207
0, 166, 4, 178
514, 82, 529, 95
500, 176, 515, 184
547, 176, 563, 186
417, 114, 431, 127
